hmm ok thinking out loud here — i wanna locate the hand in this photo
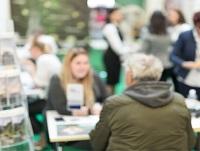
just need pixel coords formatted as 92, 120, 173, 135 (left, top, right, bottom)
196, 61, 200, 68
182, 61, 200, 69
91, 103, 102, 115
72, 106, 89, 116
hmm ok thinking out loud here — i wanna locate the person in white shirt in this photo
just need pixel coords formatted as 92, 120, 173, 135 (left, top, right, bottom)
34, 53, 61, 88
103, 7, 131, 94
26, 39, 61, 90
167, 8, 191, 43
24, 37, 61, 149
20, 30, 58, 60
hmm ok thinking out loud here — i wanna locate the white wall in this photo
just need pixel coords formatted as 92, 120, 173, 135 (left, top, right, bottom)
144, 0, 165, 19
182, 0, 200, 24
0, 0, 13, 33
0, 0, 11, 20
145, 0, 200, 25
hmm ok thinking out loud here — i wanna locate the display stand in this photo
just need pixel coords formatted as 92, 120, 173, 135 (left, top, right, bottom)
0, 26, 34, 151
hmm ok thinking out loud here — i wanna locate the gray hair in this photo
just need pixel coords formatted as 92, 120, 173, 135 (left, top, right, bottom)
123, 53, 163, 81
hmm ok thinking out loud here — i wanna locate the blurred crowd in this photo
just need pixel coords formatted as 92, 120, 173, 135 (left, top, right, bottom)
15, 6, 200, 150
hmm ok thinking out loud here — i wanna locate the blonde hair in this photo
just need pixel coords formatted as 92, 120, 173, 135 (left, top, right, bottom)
60, 48, 94, 107
123, 53, 163, 81
30, 36, 49, 53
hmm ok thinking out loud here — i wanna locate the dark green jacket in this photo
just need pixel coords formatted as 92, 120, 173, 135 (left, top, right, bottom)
90, 81, 195, 151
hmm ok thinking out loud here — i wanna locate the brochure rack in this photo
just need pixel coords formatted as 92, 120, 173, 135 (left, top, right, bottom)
0, 33, 34, 151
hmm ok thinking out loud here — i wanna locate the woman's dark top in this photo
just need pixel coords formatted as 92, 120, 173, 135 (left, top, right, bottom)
45, 74, 108, 115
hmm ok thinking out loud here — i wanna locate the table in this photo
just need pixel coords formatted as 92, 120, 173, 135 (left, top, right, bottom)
47, 101, 200, 151
185, 98, 200, 133
46, 110, 99, 151
185, 98, 200, 150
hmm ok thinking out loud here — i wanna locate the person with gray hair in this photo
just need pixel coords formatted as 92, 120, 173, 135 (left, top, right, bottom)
123, 53, 163, 81
90, 53, 195, 151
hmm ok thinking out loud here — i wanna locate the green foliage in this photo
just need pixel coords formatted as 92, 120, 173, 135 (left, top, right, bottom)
11, 0, 89, 40
116, 0, 144, 7
11, 0, 143, 40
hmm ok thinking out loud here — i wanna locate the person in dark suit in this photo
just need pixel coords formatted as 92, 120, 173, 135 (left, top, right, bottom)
170, 11, 200, 99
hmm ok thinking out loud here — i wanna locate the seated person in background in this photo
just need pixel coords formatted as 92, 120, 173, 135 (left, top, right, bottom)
90, 53, 195, 151
45, 47, 108, 116
23, 37, 61, 149
22, 29, 58, 59
25, 38, 61, 89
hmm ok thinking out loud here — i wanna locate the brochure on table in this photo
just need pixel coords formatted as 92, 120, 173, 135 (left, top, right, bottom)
47, 111, 99, 142
67, 84, 84, 110
56, 115, 99, 136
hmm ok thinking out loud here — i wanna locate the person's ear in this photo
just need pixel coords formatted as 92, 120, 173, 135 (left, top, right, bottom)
125, 70, 133, 86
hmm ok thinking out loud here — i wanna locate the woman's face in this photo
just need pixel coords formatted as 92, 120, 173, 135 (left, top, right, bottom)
70, 54, 90, 79
167, 10, 179, 25
110, 10, 123, 23
30, 46, 41, 59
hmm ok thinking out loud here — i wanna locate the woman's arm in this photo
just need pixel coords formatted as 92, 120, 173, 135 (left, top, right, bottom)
48, 75, 89, 116
170, 33, 200, 69
103, 24, 130, 56
93, 74, 109, 103
47, 75, 72, 115
170, 33, 185, 66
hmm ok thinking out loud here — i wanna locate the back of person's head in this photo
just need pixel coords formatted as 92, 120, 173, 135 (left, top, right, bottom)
193, 11, 200, 27
149, 10, 167, 35
123, 53, 163, 81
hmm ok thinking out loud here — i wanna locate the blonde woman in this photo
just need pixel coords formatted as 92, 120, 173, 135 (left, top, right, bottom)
25, 38, 61, 150
46, 48, 108, 116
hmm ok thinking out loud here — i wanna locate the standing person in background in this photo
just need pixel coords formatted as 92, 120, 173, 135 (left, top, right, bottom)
167, 8, 191, 44
167, 8, 191, 92
170, 11, 200, 100
103, 7, 131, 94
140, 11, 172, 81
90, 53, 195, 151
23, 37, 61, 150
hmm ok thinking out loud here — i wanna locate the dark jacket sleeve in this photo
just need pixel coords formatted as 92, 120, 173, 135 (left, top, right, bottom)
90, 101, 111, 151
47, 75, 72, 115
93, 74, 108, 103
177, 93, 196, 150
186, 114, 196, 150
170, 33, 185, 66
